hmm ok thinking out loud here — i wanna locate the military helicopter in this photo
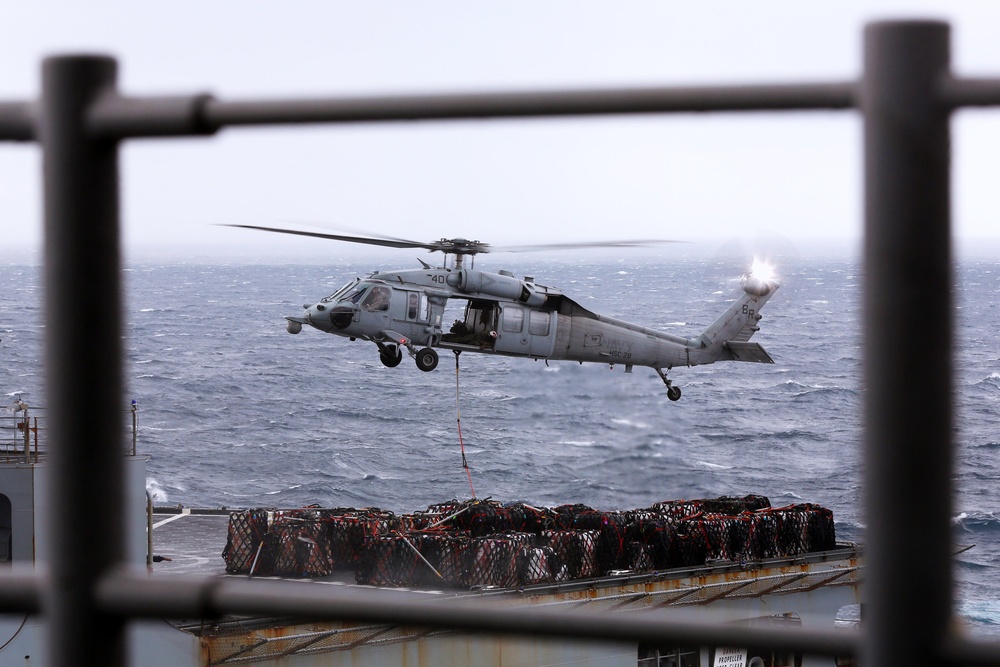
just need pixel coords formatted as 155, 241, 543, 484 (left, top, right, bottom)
228, 225, 779, 400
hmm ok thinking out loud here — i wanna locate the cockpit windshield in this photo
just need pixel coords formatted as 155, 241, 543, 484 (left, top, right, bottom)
321, 278, 366, 304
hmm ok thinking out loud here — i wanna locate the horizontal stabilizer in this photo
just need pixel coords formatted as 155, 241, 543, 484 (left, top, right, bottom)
725, 341, 774, 364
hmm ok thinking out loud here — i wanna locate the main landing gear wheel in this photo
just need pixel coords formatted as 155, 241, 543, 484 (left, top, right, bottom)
415, 347, 439, 372
379, 345, 403, 368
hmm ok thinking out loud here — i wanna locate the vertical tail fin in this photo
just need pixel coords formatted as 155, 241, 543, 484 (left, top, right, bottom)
690, 272, 778, 364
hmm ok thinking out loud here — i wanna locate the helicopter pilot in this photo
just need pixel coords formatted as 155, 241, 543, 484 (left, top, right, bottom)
362, 286, 391, 312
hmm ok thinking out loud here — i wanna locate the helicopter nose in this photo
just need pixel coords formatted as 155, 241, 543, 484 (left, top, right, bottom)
303, 305, 322, 327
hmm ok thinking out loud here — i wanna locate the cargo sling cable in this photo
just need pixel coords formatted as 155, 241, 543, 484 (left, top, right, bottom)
453, 351, 476, 498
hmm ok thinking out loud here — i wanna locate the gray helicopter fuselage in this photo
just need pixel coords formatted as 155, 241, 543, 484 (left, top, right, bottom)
290, 265, 776, 374
231, 224, 776, 396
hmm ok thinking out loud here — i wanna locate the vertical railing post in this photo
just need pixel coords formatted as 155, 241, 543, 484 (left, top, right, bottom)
861, 21, 953, 667
39, 55, 126, 667
131, 400, 137, 457
21, 408, 29, 463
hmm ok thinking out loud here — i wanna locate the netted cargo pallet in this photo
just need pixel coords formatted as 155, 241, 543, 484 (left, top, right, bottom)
222, 509, 270, 574
355, 530, 542, 588
519, 545, 563, 584
462, 532, 535, 588
763, 504, 837, 556
630, 517, 676, 569
356, 531, 470, 587
223, 507, 397, 577
257, 518, 335, 578
541, 529, 599, 579
326, 510, 398, 567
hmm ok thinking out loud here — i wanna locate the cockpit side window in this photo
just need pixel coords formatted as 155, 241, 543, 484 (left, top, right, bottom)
335, 281, 374, 305
362, 285, 391, 312
349, 285, 371, 304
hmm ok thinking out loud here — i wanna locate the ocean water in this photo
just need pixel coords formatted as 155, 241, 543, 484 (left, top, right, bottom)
1, 250, 998, 634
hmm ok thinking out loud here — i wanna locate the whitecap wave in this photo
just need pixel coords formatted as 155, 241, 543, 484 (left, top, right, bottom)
695, 461, 732, 470
611, 418, 649, 429
146, 478, 169, 503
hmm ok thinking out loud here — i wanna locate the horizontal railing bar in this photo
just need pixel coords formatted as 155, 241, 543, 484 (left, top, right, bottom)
96, 570, 860, 658
9, 75, 1000, 143
81, 81, 859, 139
88, 92, 217, 139
22, 567, 1000, 662
201, 81, 859, 125
0, 102, 35, 141
6, 76, 1000, 144
940, 76, 1000, 109
0, 569, 44, 613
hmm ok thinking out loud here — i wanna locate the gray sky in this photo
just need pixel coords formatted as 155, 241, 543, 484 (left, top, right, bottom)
2, 1, 1000, 260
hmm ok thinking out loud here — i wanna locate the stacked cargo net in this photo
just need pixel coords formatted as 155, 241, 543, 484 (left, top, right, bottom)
222, 495, 836, 587
222, 507, 398, 576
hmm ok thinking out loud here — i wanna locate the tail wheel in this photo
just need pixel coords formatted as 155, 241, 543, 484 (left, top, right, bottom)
667, 385, 682, 401
379, 346, 403, 368
415, 348, 439, 372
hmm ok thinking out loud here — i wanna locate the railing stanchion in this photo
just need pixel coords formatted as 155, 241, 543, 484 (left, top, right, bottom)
40, 55, 127, 667
861, 21, 954, 667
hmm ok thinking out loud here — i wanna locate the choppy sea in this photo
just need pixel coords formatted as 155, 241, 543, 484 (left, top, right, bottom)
1, 249, 999, 634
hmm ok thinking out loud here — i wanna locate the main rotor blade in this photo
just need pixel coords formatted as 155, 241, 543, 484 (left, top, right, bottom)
222, 224, 435, 251
491, 239, 681, 253
223, 224, 678, 256
277, 220, 422, 246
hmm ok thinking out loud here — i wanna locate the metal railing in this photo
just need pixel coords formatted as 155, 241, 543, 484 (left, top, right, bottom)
0, 406, 40, 462
0, 404, 141, 462
1, 18, 999, 667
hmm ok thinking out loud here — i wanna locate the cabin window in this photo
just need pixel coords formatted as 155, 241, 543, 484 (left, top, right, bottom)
528, 309, 550, 336
405, 293, 429, 322
362, 285, 391, 312
502, 306, 524, 333
0, 493, 10, 563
